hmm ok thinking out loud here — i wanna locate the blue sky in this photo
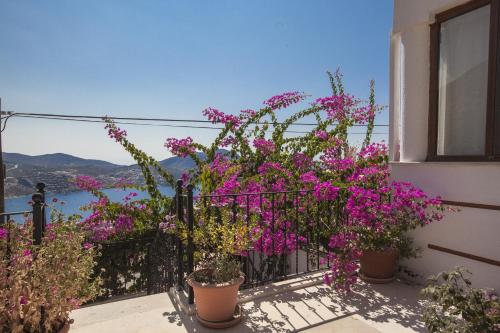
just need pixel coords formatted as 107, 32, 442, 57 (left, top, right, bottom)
0, 0, 393, 165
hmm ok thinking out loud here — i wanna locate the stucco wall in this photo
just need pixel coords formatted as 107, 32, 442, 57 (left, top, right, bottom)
390, 0, 500, 290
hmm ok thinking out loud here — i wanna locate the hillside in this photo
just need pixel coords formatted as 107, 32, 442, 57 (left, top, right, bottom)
2, 152, 214, 197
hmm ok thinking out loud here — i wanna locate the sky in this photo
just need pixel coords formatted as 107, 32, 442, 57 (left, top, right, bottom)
0, 0, 394, 165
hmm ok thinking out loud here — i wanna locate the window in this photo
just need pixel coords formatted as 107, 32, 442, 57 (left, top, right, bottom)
428, 0, 500, 161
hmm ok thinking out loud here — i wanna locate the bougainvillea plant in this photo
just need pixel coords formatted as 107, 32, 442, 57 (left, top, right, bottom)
0, 211, 100, 333
75, 175, 166, 241
99, 70, 444, 290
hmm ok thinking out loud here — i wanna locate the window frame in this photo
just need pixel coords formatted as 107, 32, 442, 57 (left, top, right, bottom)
427, 0, 500, 161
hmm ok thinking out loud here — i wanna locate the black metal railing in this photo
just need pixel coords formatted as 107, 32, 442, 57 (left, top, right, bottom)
174, 181, 338, 304
89, 229, 176, 303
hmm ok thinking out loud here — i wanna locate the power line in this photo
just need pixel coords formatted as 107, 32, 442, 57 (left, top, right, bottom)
6, 113, 388, 135
1, 111, 389, 127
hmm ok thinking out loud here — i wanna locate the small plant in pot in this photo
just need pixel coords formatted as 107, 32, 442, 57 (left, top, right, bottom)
187, 254, 244, 323
349, 182, 445, 282
167, 202, 252, 326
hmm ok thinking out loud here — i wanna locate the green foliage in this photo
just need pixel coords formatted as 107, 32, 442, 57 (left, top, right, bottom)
421, 267, 500, 333
183, 205, 255, 284
191, 256, 241, 285
0, 213, 100, 333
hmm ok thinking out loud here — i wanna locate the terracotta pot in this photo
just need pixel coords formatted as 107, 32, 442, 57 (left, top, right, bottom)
187, 271, 245, 322
55, 321, 71, 333
58, 322, 70, 333
360, 248, 397, 280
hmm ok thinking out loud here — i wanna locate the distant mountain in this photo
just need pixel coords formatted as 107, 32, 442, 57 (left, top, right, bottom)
3, 153, 120, 169
2, 150, 230, 197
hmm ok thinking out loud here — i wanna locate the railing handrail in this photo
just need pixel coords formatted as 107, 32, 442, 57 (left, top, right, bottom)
0, 210, 33, 217
181, 189, 315, 199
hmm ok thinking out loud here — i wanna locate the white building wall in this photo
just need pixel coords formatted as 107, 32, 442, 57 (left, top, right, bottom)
390, 0, 500, 290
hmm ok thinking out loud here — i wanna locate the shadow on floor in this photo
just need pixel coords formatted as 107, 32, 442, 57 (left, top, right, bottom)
162, 280, 426, 333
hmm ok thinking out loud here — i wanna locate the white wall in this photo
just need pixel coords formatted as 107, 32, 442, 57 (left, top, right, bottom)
390, 0, 500, 290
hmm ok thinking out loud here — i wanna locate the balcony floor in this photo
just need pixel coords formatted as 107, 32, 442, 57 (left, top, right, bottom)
70, 274, 426, 333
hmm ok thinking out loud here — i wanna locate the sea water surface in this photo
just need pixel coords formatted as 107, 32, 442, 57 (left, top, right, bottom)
5, 186, 175, 221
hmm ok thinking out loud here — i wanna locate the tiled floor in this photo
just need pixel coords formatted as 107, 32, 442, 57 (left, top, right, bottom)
71, 275, 426, 333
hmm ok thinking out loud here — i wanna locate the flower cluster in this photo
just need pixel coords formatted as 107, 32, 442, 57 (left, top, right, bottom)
202, 107, 241, 127
313, 181, 339, 201
240, 109, 257, 119
75, 175, 103, 192
165, 137, 196, 157
253, 138, 276, 155
263, 91, 306, 110
315, 94, 373, 124
105, 122, 127, 142
0, 228, 7, 240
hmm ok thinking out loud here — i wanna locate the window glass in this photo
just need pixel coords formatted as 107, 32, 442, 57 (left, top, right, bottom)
437, 5, 490, 156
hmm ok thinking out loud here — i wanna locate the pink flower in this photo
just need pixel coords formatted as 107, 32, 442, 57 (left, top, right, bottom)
203, 107, 241, 127
181, 172, 191, 185
264, 92, 306, 110
313, 182, 339, 201
164, 137, 196, 157
300, 171, 318, 184
292, 152, 312, 170
105, 123, 127, 142
323, 273, 332, 286
76, 175, 103, 192
253, 138, 275, 155
19, 296, 28, 305
68, 297, 81, 309
220, 135, 237, 147
240, 109, 257, 119
83, 243, 93, 250
210, 154, 231, 174
315, 130, 329, 141
315, 94, 356, 121
0, 228, 7, 240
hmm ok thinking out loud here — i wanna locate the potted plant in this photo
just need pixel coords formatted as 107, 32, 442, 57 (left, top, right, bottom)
164, 202, 251, 327
0, 210, 100, 333
186, 254, 244, 324
324, 179, 446, 289
349, 182, 445, 282
421, 267, 500, 332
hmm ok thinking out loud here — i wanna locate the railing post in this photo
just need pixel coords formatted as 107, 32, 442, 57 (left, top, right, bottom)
186, 184, 194, 304
31, 190, 46, 333
175, 180, 184, 291
36, 183, 46, 234
32, 193, 44, 246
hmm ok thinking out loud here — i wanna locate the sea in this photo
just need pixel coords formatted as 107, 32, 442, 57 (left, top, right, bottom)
5, 185, 175, 222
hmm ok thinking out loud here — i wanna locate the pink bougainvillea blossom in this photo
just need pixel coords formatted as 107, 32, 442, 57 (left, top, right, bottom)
314, 130, 329, 141
105, 123, 127, 142
202, 107, 241, 127
264, 92, 306, 110
75, 175, 102, 192
300, 171, 318, 184
313, 181, 339, 201
253, 138, 276, 155
0, 227, 7, 240
164, 137, 196, 157
220, 135, 238, 147
240, 109, 257, 119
